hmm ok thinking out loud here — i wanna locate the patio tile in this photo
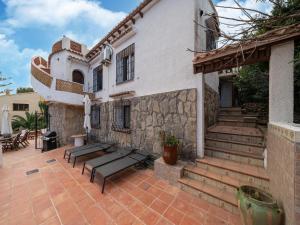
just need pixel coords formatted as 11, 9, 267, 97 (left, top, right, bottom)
0, 142, 242, 225
140, 208, 160, 225
163, 206, 185, 225
180, 215, 204, 225
128, 200, 148, 219
150, 198, 168, 215
158, 191, 174, 205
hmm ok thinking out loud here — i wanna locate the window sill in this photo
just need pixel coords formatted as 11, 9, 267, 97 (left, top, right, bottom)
116, 79, 134, 86
112, 127, 131, 134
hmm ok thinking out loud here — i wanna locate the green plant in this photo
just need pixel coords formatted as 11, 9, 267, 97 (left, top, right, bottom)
12, 112, 36, 131
164, 134, 180, 148
16, 87, 34, 93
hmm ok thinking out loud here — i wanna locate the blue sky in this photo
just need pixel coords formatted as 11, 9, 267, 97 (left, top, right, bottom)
0, 0, 271, 93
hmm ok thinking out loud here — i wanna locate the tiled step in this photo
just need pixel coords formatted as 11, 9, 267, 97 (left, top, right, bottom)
207, 125, 264, 137
178, 177, 239, 214
196, 157, 269, 188
205, 146, 264, 167
206, 131, 264, 145
205, 137, 265, 155
184, 166, 268, 195
219, 108, 242, 116
217, 118, 256, 127
218, 114, 258, 121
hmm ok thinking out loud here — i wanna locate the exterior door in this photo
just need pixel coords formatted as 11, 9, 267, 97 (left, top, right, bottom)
220, 81, 233, 108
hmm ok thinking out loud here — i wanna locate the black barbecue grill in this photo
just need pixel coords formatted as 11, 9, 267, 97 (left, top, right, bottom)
42, 131, 57, 152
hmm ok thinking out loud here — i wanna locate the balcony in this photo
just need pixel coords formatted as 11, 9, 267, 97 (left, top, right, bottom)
31, 56, 93, 105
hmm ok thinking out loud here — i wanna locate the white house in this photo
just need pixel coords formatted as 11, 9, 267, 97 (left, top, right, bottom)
31, 0, 219, 159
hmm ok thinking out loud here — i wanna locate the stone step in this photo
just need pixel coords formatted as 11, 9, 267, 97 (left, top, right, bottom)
219, 107, 242, 116
183, 166, 268, 195
217, 118, 256, 128
178, 177, 239, 214
196, 157, 269, 187
205, 146, 264, 167
205, 137, 265, 156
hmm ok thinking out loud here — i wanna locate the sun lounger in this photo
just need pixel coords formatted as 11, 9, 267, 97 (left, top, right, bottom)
82, 147, 135, 182
69, 142, 116, 168
93, 151, 149, 193
64, 143, 105, 160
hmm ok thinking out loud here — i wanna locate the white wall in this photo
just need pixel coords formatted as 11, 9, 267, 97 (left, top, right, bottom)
41, 0, 218, 157
88, 0, 216, 157
269, 41, 294, 123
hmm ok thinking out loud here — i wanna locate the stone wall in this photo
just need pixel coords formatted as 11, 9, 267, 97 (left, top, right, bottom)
204, 84, 219, 129
267, 123, 299, 225
90, 89, 197, 160
49, 103, 84, 145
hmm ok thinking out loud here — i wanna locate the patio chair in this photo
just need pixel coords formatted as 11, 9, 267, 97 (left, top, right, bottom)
93, 151, 150, 193
82, 147, 136, 182
2, 133, 21, 152
69, 142, 116, 168
64, 143, 107, 160
18, 131, 30, 147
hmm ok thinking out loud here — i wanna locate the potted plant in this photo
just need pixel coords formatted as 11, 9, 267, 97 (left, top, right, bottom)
237, 185, 283, 225
163, 134, 179, 165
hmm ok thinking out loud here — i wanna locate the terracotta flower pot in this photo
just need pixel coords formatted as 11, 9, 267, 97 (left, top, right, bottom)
163, 145, 177, 165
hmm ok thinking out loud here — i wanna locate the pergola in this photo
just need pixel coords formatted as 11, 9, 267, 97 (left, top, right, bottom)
194, 23, 300, 124
193, 23, 300, 225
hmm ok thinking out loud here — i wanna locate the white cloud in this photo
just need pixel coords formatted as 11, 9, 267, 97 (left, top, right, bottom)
0, 34, 48, 89
3, 0, 126, 29
216, 0, 273, 38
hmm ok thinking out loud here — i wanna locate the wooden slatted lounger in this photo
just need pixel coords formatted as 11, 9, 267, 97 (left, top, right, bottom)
69, 143, 116, 168
93, 152, 149, 193
82, 147, 135, 182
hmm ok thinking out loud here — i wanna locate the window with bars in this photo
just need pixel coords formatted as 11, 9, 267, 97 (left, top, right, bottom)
91, 105, 101, 129
116, 44, 135, 84
112, 100, 131, 133
13, 103, 29, 111
205, 18, 217, 51
93, 66, 103, 92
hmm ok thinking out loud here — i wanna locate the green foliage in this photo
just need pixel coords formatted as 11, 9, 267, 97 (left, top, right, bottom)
12, 112, 36, 131
234, 63, 269, 104
16, 87, 34, 93
12, 101, 49, 131
164, 134, 180, 148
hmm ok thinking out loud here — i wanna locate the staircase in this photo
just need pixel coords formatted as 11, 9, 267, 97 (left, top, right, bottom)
178, 107, 269, 214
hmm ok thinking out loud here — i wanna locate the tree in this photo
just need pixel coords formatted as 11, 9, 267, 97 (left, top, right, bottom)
16, 87, 34, 93
12, 112, 36, 131
11, 101, 48, 131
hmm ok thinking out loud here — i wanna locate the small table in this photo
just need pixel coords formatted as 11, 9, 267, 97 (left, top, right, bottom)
71, 134, 86, 147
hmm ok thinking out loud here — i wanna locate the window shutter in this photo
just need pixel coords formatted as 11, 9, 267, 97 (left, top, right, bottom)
97, 69, 103, 91
91, 105, 100, 129
93, 68, 97, 92
116, 55, 123, 84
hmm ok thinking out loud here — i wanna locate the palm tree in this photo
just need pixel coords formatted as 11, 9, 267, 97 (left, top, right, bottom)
12, 112, 36, 131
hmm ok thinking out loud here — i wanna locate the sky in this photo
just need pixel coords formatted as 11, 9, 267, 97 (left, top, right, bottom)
0, 0, 272, 92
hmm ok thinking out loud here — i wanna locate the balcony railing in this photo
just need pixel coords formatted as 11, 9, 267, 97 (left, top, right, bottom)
56, 79, 83, 95
31, 57, 53, 88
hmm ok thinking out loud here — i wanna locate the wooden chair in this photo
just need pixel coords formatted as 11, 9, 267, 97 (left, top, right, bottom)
18, 131, 29, 147
2, 133, 21, 152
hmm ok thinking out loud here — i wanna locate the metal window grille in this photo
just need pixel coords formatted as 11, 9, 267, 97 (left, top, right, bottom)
13, 103, 29, 111
112, 99, 131, 133
205, 18, 217, 51
116, 44, 135, 84
91, 105, 101, 129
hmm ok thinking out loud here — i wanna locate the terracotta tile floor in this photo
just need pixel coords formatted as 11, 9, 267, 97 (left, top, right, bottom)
0, 141, 242, 225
